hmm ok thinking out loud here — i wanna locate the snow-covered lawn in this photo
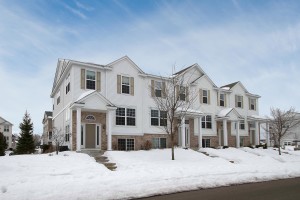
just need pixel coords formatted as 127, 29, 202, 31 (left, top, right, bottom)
1, 148, 300, 200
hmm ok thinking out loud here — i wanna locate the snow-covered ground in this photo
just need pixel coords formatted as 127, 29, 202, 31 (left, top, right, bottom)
1, 148, 300, 200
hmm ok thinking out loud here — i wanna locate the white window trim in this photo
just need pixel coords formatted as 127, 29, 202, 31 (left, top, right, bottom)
219, 93, 225, 107
86, 70, 96, 90
237, 95, 243, 108
115, 106, 136, 127
118, 138, 135, 151
202, 89, 208, 104
179, 85, 186, 101
202, 115, 212, 129
150, 109, 167, 127
121, 75, 131, 94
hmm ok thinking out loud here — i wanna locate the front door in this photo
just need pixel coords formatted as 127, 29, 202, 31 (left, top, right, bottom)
85, 124, 96, 148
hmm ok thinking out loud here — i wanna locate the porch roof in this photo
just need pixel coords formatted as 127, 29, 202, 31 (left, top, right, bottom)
247, 115, 269, 122
175, 107, 203, 117
215, 108, 243, 121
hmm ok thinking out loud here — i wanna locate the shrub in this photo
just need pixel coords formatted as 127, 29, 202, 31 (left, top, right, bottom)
143, 140, 152, 150
223, 146, 229, 149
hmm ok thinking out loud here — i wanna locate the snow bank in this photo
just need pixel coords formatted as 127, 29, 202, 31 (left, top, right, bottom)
1, 148, 300, 200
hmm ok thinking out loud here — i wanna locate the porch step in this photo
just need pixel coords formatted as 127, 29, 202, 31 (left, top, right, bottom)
80, 150, 117, 171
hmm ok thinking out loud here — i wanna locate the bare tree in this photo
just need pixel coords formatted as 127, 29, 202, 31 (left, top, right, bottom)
267, 107, 300, 155
51, 127, 65, 155
150, 68, 198, 160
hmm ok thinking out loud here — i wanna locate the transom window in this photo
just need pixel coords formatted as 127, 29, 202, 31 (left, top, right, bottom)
179, 86, 186, 101
86, 115, 96, 121
250, 98, 256, 110
202, 115, 212, 129
155, 81, 162, 97
122, 76, 130, 94
86, 70, 96, 90
151, 110, 167, 126
4, 125, 9, 132
236, 95, 243, 108
202, 139, 211, 148
116, 107, 136, 126
118, 138, 134, 151
203, 90, 208, 104
152, 138, 167, 149
220, 93, 225, 107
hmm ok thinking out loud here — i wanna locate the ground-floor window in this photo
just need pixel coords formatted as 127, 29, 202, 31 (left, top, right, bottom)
202, 139, 211, 148
152, 137, 167, 149
118, 138, 135, 151
284, 141, 292, 146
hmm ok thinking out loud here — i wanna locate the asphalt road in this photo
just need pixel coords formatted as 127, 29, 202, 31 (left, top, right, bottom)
138, 178, 300, 200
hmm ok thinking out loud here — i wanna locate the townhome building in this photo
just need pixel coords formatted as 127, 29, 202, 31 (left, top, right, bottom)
0, 116, 13, 149
50, 56, 268, 151
42, 111, 53, 145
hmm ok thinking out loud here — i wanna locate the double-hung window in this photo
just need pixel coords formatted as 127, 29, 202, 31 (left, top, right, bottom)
220, 93, 225, 107
86, 70, 96, 90
240, 121, 245, 130
122, 76, 130, 94
179, 86, 186, 101
151, 110, 167, 126
202, 90, 208, 104
236, 95, 243, 108
4, 125, 9, 132
202, 139, 211, 148
155, 81, 162, 97
116, 107, 136, 126
202, 115, 212, 129
250, 98, 256, 110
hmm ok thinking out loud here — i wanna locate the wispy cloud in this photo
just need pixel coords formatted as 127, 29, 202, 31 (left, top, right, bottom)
75, 0, 94, 11
62, 3, 87, 19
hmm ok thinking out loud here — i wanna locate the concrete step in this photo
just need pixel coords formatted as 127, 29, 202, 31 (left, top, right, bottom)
103, 162, 117, 171
95, 156, 109, 163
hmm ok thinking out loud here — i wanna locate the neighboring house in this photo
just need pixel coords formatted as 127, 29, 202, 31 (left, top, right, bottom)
280, 113, 300, 147
0, 116, 13, 149
50, 56, 268, 151
42, 111, 53, 145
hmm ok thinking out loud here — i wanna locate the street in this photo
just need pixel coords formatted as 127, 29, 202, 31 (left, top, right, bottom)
138, 177, 300, 200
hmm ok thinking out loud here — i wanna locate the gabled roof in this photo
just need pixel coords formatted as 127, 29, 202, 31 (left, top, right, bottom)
45, 111, 52, 117
221, 81, 239, 89
75, 91, 115, 107
173, 65, 194, 75
0, 116, 13, 125
107, 55, 145, 74
216, 108, 243, 120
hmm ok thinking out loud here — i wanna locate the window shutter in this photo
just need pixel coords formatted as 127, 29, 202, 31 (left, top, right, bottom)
151, 80, 155, 97
186, 87, 189, 102
217, 92, 220, 106
130, 77, 134, 96
208, 90, 211, 104
117, 75, 121, 94
241, 96, 244, 108
96, 72, 101, 92
224, 94, 227, 107
199, 89, 203, 104
176, 85, 179, 100
162, 82, 166, 98
235, 95, 238, 107
81, 69, 85, 89
248, 97, 251, 110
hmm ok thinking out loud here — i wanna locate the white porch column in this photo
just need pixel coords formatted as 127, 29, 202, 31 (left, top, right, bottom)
106, 109, 113, 151
236, 121, 240, 148
76, 107, 81, 152
255, 121, 260, 145
266, 122, 270, 147
223, 119, 228, 146
181, 117, 186, 148
198, 117, 202, 148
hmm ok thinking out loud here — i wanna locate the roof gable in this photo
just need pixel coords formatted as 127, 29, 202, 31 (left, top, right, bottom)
0, 116, 13, 125
216, 108, 243, 120
75, 91, 115, 111
107, 55, 145, 74
221, 81, 248, 93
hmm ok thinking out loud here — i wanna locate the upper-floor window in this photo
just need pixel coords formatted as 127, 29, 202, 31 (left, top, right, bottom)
235, 95, 243, 108
179, 86, 186, 101
151, 110, 167, 126
4, 125, 9, 132
116, 107, 136, 126
155, 81, 162, 97
56, 91, 60, 105
219, 93, 225, 107
86, 70, 96, 90
65, 73, 70, 94
240, 121, 245, 130
202, 115, 212, 129
249, 98, 256, 110
202, 89, 208, 104
122, 76, 130, 94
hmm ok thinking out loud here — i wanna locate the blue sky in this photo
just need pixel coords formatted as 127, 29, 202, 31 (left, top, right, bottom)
1, 0, 300, 134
